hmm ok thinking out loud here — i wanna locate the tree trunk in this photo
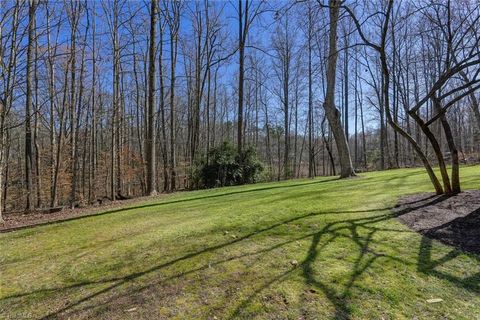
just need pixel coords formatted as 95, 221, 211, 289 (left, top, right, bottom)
323, 0, 355, 178
69, 3, 79, 208
409, 111, 452, 193
158, 15, 169, 192
33, 28, 41, 208
146, 0, 158, 195
322, 116, 336, 176
237, 0, 246, 153
25, 0, 37, 212
433, 97, 460, 194
46, 5, 58, 207
89, 8, 97, 203
168, 3, 180, 191
307, 5, 314, 178
111, 0, 119, 201
1, 2, 20, 221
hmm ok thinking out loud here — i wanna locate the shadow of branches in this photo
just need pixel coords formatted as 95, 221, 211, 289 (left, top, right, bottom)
3, 194, 479, 319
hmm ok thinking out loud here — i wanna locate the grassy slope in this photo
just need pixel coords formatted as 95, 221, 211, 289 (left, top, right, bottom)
0, 167, 479, 320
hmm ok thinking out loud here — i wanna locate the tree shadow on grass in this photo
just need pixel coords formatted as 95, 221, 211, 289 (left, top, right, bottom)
2, 204, 396, 299
3, 178, 339, 233
278, 216, 402, 319
417, 235, 480, 294
400, 195, 480, 294
7, 209, 338, 319
4, 207, 395, 319
55, 212, 400, 320
229, 195, 466, 319
3, 195, 469, 319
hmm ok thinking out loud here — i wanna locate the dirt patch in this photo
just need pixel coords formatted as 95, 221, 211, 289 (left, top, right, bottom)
395, 190, 480, 255
0, 193, 177, 233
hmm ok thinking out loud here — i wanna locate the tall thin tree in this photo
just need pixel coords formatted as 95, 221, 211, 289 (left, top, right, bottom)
146, 0, 158, 195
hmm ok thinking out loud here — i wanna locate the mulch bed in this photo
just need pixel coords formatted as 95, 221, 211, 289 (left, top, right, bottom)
0, 193, 171, 233
395, 190, 480, 255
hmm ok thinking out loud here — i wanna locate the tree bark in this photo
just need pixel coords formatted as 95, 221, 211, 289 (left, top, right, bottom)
307, 4, 314, 178
167, 2, 180, 191
323, 0, 355, 178
158, 14, 169, 192
433, 96, 460, 194
25, 0, 38, 212
146, 0, 158, 195
237, 0, 246, 153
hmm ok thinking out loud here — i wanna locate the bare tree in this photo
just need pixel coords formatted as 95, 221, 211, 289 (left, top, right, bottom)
0, 1, 21, 221
0, 0, 478, 214
25, 0, 38, 211
272, 10, 294, 179
146, 0, 158, 195
306, 3, 315, 178
164, 0, 181, 191
322, 0, 356, 178
237, 0, 264, 153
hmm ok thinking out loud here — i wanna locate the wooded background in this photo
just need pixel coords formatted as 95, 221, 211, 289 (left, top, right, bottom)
0, 0, 479, 218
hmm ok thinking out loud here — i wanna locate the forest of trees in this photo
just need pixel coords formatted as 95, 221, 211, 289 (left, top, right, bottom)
1, 0, 479, 220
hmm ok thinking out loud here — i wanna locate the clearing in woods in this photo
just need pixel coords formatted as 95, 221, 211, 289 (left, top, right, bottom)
1, 166, 479, 319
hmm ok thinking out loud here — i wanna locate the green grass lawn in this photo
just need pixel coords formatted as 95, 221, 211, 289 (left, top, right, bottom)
1, 167, 479, 319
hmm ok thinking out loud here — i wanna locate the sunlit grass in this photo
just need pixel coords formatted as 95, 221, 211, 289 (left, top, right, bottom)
1, 166, 479, 319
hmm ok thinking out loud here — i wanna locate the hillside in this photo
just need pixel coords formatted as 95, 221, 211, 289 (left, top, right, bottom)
1, 167, 479, 319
